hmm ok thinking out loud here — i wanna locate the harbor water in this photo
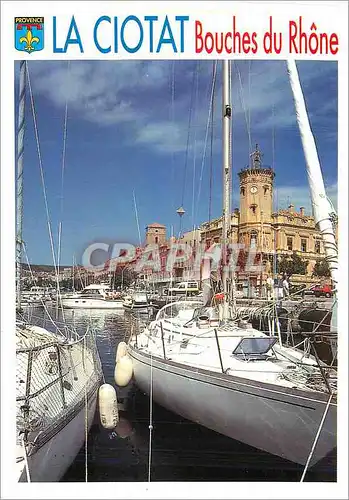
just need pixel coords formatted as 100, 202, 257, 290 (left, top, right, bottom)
24, 305, 336, 482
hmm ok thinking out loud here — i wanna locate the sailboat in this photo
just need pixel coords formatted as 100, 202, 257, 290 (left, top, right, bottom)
15, 61, 103, 482
126, 60, 337, 468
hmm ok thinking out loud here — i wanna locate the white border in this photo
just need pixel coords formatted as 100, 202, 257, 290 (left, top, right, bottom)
1, 1, 348, 499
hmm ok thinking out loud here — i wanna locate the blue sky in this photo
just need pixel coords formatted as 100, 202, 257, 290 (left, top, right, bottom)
15, 60, 338, 265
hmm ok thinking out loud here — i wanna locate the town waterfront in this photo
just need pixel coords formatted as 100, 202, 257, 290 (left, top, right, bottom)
24, 305, 336, 483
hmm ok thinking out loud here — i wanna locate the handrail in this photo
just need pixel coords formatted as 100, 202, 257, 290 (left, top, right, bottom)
214, 328, 224, 373
160, 322, 167, 360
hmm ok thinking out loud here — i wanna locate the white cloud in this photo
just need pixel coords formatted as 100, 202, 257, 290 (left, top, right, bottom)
23, 60, 337, 156
273, 182, 337, 214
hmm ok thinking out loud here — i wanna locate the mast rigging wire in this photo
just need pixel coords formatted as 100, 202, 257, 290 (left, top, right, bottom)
234, 61, 252, 154
191, 62, 200, 232
57, 61, 70, 292
208, 60, 216, 224
26, 63, 64, 309
195, 61, 218, 224
181, 62, 198, 208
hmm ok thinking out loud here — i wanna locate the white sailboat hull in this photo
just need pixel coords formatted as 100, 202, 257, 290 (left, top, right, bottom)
61, 298, 124, 310
18, 385, 98, 482
129, 346, 336, 467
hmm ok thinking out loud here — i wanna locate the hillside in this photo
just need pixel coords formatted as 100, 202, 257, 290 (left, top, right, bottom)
21, 263, 72, 272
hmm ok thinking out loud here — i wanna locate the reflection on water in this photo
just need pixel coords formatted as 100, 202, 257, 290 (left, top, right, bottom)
23, 306, 336, 482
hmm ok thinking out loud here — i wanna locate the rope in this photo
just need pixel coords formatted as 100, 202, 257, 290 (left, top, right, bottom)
84, 334, 88, 483
26, 63, 65, 308
191, 62, 200, 231
272, 102, 275, 170
147, 349, 154, 482
234, 61, 252, 153
56, 61, 70, 318
22, 242, 67, 338
181, 62, 197, 207
208, 60, 216, 224
248, 60, 252, 147
169, 61, 176, 214
300, 393, 333, 482
133, 190, 142, 247
195, 61, 217, 223
22, 435, 31, 482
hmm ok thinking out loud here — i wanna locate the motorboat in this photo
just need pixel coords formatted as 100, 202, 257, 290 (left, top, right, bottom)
123, 291, 150, 313
60, 283, 124, 310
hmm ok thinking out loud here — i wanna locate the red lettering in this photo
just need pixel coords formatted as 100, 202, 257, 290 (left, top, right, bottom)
289, 17, 339, 55
289, 20, 299, 53
232, 16, 241, 53
205, 32, 214, 54
195, 21, 203, 53
251, 32, 258, 53
195, 18, 259, 55
215, 32, 223, 54
330, 33, 338, 54
225, 32, 232, 53
232, 16, 258, 53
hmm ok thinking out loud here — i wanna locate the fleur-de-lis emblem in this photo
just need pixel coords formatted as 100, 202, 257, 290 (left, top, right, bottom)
19, 29, 39, 52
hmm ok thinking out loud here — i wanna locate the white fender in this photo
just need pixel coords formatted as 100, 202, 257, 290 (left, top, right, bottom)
98, 384, 119, 429
114, 355, 133, 387
115, 341, 128, 362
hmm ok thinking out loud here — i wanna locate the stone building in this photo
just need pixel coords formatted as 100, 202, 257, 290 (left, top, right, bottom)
143, 145, 335, 288
200, 145, 332, 279
145, 223, 166, 246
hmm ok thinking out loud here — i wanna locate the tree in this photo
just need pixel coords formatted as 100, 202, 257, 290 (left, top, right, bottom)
278, 252, 308, 276
110, 267, 137, 290
312, 258, 331, 278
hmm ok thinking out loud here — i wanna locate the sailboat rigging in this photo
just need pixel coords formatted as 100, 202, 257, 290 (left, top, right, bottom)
15, 60, 103, 482
126, 60, 337, 469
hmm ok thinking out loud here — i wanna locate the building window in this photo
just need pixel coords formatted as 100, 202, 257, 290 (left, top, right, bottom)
155, 236, 158, 244
287, 237, 293, 251
250, 231, 257, 248
301, 238, 307, 252
263, 185, 269, 195
250, 204, 257, 214
315, 240, 321, 254
241, 187, 245, 196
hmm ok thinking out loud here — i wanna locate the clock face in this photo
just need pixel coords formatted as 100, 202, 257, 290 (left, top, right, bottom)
250, 186, 258, 194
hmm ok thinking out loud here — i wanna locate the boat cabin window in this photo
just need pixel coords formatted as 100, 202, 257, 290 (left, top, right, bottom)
81, 289, 101, 296
233, 337, 278, 360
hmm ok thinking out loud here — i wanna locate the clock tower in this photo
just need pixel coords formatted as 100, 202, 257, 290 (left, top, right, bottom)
238, 145, 275, 249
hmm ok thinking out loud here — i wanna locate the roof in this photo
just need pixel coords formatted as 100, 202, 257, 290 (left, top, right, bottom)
147, 223, 166, 228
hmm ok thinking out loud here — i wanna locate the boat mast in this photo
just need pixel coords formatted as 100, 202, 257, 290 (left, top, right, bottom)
16, 61, 26, 308
287, 60, 338, 289
222, 60, 232, 319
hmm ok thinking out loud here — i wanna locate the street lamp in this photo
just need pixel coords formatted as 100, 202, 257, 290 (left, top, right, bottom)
176, 206, 185, 238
